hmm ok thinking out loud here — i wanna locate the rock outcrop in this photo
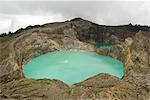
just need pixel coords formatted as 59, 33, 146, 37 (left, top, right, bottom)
0, 18, 150, 100
0, 79, 70, 100
70, 74, 145, 100
125, 68, 150, 92
0, 74, 147, 100
124, 31, 150, 73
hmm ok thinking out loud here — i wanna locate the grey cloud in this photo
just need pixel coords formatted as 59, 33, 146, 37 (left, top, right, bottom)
0, 1, 150, 33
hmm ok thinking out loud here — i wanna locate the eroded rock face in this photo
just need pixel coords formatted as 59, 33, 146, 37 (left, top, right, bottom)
124, 67, 150, 99
1, 74, 146, 100
131, 31, 150, 67
73, 74, 121, 88
127, 68, 150, 90
124, 31, 150, 73
70, 74, 145, 100
71, 18, 150, 43
0, 79, 70, 100
0, 18, 150, 100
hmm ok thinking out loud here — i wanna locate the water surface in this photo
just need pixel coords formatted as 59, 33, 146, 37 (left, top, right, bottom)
95, 43, 113, 47
23, 50, 123, 84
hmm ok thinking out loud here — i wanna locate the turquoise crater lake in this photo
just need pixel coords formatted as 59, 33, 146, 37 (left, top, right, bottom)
23, 50, 124, 84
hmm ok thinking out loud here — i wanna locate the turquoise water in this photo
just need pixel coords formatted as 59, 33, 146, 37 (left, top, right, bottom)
95, 43, 113, 47
23, 50, 123, 84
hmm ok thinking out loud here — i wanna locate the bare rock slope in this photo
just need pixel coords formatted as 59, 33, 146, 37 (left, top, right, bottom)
0, 18, 150, 100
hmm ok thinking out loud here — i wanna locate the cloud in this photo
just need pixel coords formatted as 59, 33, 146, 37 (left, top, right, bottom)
0, 13, 65, 33
0, 0, 150, 33
0, 16, 11, 33
8, 14, 64, 32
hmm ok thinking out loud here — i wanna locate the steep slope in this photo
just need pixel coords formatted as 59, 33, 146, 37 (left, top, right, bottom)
0, 18, 150, 100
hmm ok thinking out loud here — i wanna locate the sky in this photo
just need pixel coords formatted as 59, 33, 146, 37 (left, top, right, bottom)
0, 0, 150, 33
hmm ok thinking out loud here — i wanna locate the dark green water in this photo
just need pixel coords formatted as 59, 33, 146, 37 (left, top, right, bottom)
23, 50, 123, 84
95, 43, 113, 47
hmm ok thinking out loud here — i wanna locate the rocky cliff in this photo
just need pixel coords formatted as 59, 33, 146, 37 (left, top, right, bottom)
0, 18, 150, 100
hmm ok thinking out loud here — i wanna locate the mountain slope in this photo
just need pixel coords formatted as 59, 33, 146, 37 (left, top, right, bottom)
0, 18, 150, 100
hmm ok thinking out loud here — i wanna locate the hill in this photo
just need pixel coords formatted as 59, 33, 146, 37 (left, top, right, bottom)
0, 18, 150, 100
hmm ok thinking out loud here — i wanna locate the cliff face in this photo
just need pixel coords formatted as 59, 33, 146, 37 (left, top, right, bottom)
69, 18, 150, 43
0, 18, 150, 100
124, 31, 150, 73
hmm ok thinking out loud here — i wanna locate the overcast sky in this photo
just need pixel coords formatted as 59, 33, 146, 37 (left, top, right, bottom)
0, 0, 150, 33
